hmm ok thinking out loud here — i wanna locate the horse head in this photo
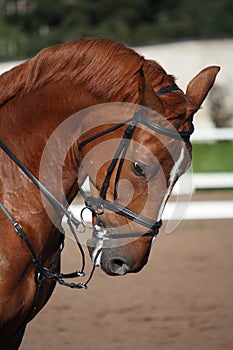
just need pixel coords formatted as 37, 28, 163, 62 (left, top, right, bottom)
79, 64, 219, 276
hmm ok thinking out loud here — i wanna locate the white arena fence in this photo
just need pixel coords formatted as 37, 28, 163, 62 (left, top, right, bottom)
189, 127, 233, 191
169, 127, 233, 220
164, 127, 233, 220
170, 127, 233, 193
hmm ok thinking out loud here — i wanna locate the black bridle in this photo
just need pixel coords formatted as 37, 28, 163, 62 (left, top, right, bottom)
0, 107, 193, 288
78, 109, 194, 240
0, 108, 193, 288
0, 105, 194, 278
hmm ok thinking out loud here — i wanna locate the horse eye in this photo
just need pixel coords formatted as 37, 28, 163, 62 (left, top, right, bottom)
132, 162, 145, 177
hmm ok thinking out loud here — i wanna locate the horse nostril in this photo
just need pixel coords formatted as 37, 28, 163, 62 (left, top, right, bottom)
108, 257, 130, 276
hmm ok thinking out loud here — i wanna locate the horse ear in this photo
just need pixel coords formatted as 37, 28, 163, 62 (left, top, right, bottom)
141, 70, 165, 114
186, 66, 220, 111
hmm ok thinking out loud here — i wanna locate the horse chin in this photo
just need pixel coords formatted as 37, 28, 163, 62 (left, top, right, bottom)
100, 247, 148, 276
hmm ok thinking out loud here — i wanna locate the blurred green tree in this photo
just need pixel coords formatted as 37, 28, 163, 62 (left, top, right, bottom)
0, 0, 232, 59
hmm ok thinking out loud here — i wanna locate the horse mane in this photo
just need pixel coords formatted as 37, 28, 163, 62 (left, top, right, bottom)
0, 38, 145, 106
0, 38, 188, 116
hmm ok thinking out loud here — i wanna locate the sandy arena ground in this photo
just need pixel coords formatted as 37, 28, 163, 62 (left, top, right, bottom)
21, 191, 233, 350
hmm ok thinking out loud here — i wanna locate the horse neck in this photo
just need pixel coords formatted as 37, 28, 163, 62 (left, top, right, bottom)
1, 81, 105, 205
0, 80, 111, 271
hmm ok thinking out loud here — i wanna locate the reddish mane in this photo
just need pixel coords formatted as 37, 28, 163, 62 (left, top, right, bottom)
0, 38, 187, 116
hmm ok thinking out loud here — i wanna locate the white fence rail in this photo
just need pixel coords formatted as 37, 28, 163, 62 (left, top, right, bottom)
192, 172, 233, 189
68, 200, 233, 225
191, 128, 233, 142
190, 127, 233, 191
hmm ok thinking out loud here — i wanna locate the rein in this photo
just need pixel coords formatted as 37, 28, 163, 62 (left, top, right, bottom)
0, 140, 96, 290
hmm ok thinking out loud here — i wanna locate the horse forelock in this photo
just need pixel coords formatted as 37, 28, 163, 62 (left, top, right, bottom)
0, 38, 145, 106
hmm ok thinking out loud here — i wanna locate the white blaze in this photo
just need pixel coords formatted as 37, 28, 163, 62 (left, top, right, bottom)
157, 147, 185, 221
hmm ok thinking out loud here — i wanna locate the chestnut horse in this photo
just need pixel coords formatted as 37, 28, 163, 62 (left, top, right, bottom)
0, 38, 219, 348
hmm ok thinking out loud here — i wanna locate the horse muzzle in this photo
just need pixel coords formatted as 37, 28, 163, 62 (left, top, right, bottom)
87, 224, 151, 276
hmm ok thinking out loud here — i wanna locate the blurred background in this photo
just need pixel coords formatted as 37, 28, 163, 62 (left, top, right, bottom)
0, 0, 233, 59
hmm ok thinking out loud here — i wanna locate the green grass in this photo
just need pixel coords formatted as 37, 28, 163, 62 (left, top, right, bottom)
192, 142, 233, 173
